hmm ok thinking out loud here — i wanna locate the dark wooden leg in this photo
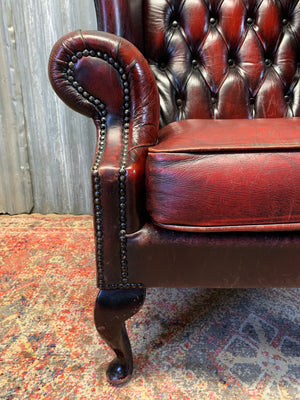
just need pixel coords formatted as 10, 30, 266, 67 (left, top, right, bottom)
94, 288, 146, 385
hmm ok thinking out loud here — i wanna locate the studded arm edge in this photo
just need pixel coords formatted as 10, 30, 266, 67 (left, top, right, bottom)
49, 30, 160, 289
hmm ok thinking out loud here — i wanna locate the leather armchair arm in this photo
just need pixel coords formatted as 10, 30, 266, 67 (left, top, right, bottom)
49, 30, 160, 288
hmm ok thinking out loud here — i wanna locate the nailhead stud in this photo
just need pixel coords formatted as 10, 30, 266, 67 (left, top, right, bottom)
66, 48, 142, 290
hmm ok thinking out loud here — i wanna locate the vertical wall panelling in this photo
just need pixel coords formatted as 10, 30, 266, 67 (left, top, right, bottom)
0, 0, 33, 214
0, 0, 97, 214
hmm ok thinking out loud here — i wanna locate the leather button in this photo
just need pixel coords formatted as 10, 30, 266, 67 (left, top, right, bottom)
228, 58, 235, 67
209, 17, 216, 25
160, 62, 166, 70
249, 97, 255, 105
284, 95, 290, 103
247, 17, 253, 25
192, 59, 198, 68
176, 99, 183, 107
172, 20, 178, 28
265, 59, 272, 67
282, 19, 288, 25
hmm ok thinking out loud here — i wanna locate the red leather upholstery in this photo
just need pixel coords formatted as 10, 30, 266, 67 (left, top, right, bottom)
49, 0, 300, 386
151, 118, 300, 152
146, 118, 300, 231
49, 30, 160, 288
94, 0, 144, 51
127, 224, 300, 287
49, 1, 300, 289
144, 0, 300, 126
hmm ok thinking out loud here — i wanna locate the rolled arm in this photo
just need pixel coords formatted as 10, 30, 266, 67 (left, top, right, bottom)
49, 30, 160, 289
48, 29, 159, 149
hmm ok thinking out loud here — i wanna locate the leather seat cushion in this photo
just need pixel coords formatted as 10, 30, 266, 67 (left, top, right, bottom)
146, 118, 300, 232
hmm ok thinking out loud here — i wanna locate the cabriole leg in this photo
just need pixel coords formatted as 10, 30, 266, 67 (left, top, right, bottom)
94, 288, 146, 385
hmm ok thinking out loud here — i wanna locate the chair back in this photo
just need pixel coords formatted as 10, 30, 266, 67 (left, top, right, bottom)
95, 0, 300, 127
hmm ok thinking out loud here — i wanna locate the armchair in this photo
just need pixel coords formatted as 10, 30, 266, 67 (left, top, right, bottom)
49, 0, 300, 386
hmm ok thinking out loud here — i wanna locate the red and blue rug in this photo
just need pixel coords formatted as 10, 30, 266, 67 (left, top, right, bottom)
0, 214, 299, 399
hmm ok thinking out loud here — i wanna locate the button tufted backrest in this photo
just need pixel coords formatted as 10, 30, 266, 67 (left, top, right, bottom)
95, 0, 300, 128
144, 0, 300, 127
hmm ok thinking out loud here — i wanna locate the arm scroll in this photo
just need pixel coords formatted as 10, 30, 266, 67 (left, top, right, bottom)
49, 30, 160, 289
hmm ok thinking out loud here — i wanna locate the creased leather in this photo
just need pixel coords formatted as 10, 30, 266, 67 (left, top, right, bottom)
143, 0, 300, 127
49, 30, 160, 236
48, 1, 300, 288
49, 29, 160, 283
151, 118, 300, 153
146, 118, 300, 230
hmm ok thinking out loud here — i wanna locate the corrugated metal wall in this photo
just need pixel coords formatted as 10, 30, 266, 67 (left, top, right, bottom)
0, 0, 97, 214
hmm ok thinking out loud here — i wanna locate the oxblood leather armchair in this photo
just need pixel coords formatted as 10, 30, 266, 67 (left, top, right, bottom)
49, 0, 300, 386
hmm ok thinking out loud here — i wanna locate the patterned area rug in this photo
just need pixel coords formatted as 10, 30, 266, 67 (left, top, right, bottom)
0, 214, 299, 400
